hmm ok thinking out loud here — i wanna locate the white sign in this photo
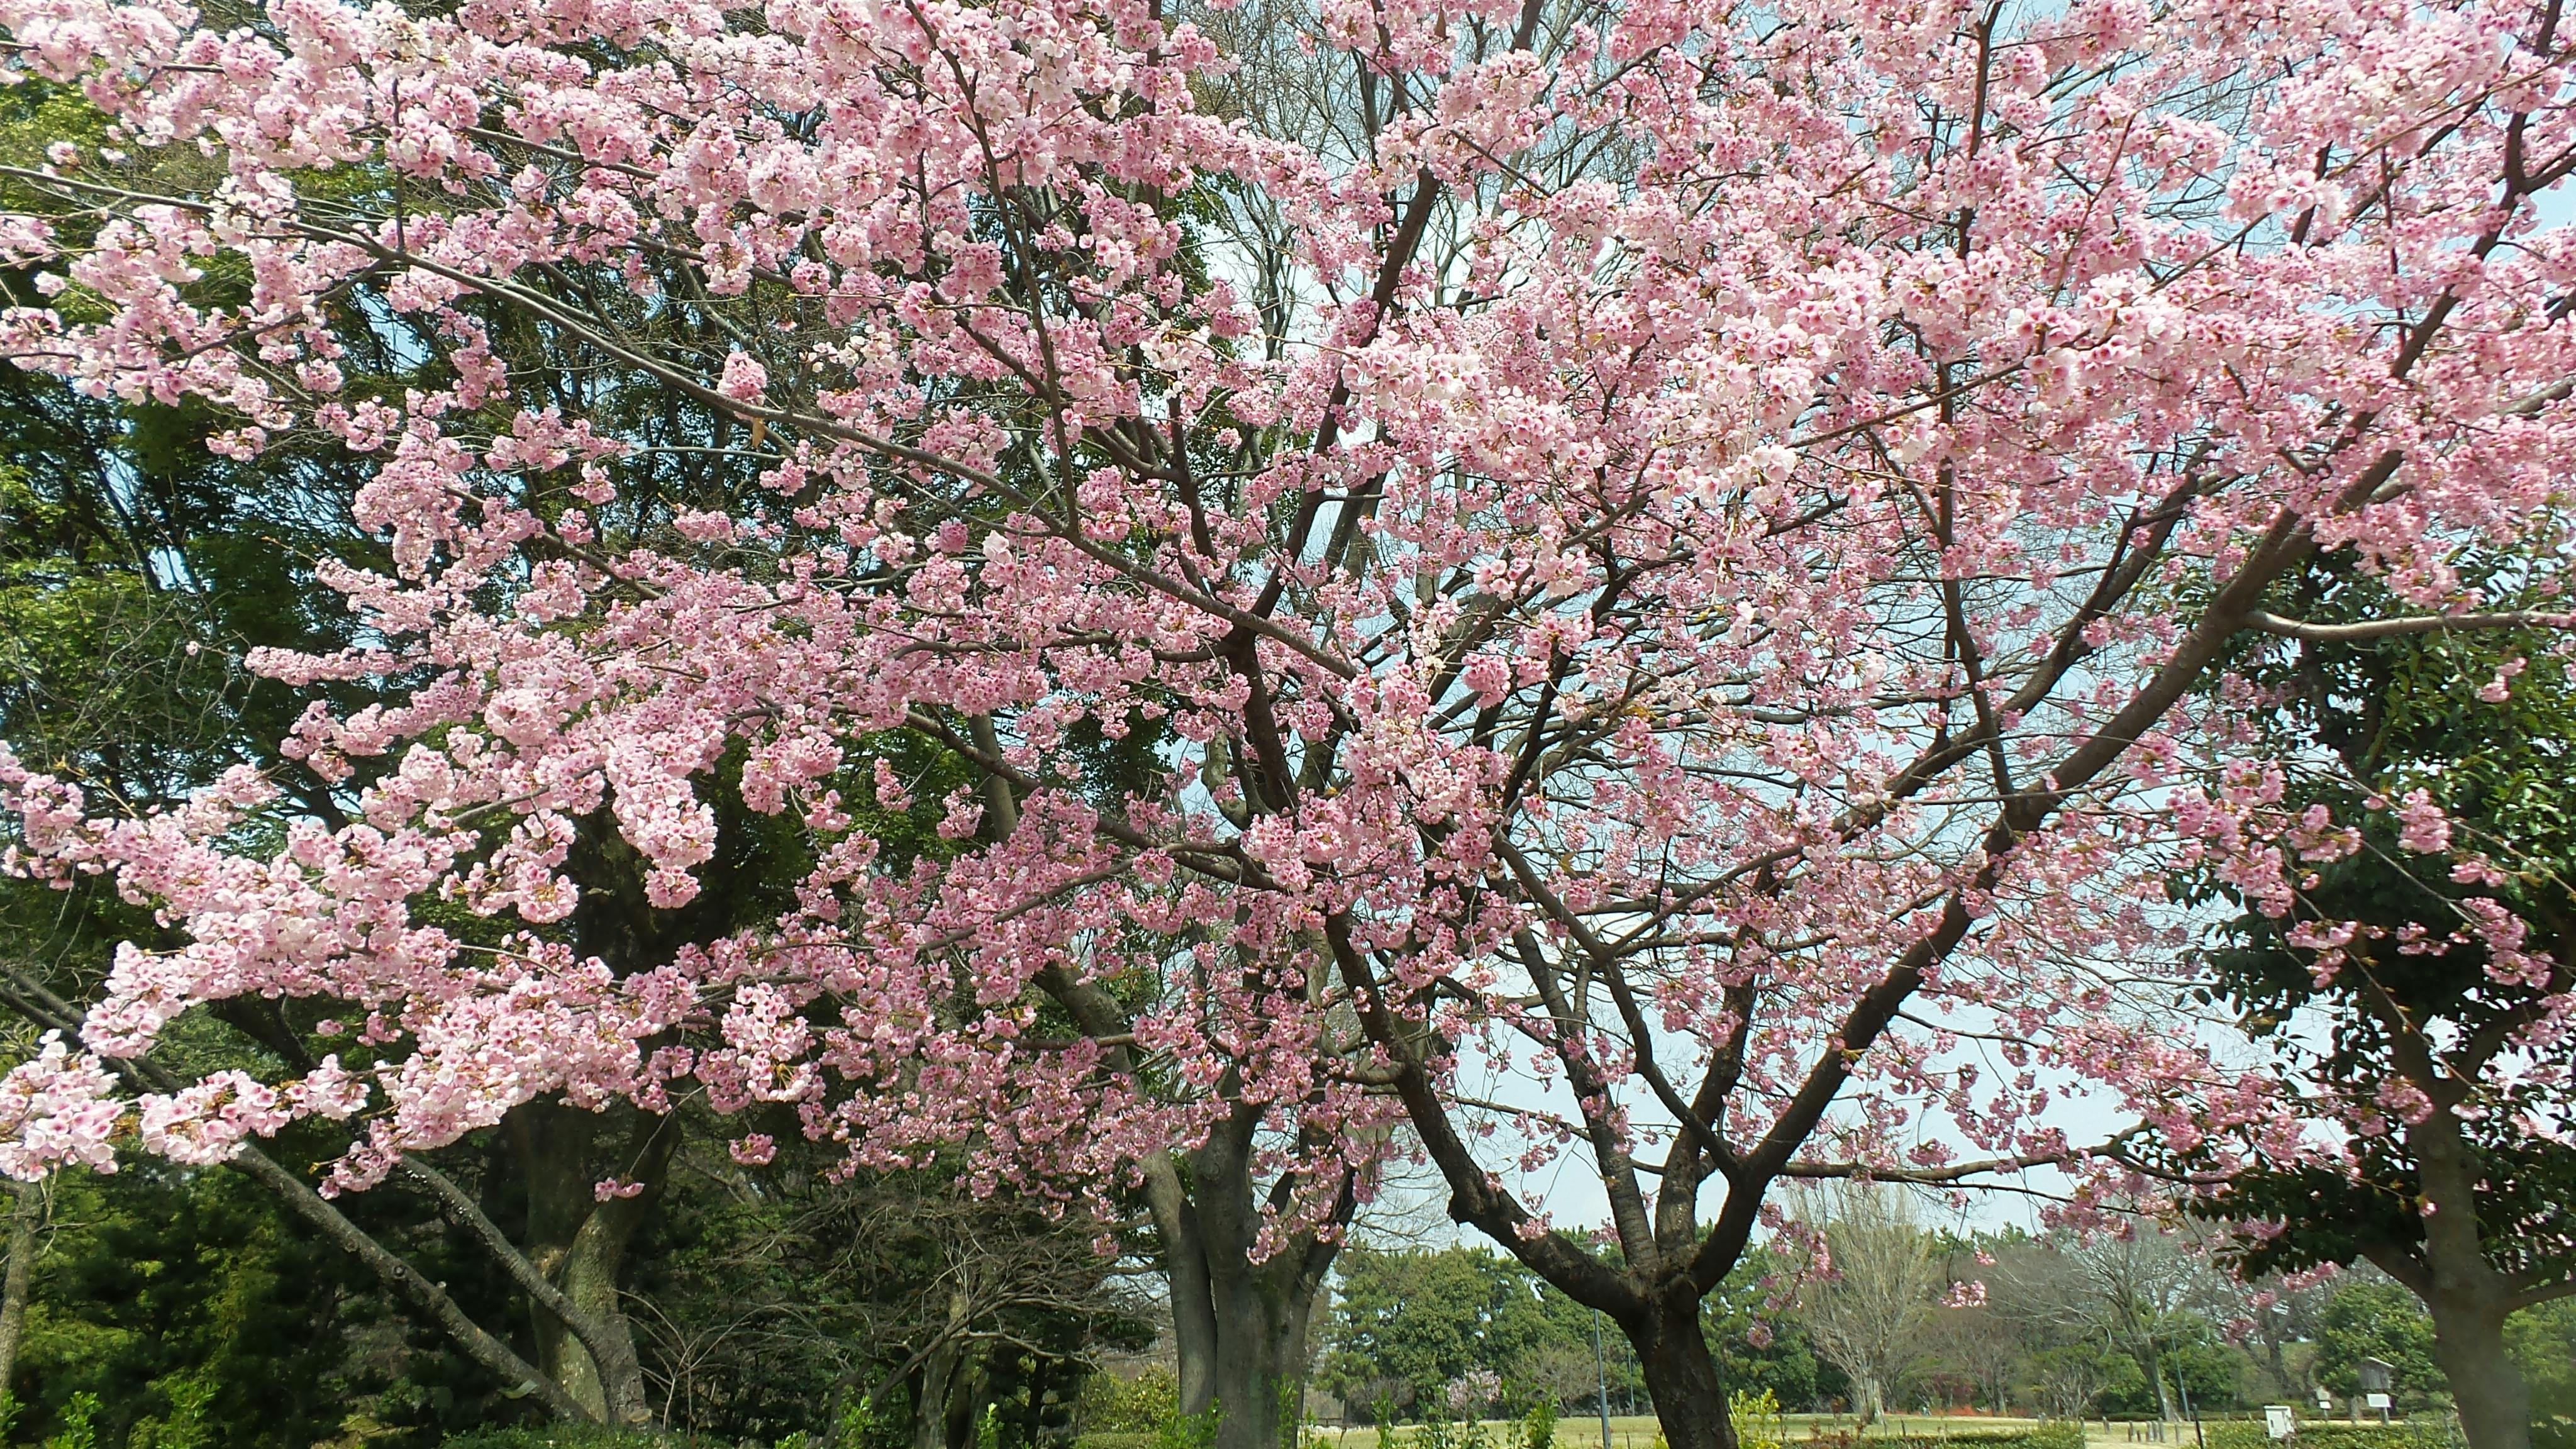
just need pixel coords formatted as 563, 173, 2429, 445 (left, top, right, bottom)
2365, 1395, 2393, 1413
2267, 1406, 2297, 1441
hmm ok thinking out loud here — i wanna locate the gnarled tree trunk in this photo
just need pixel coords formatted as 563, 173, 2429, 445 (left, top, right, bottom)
511, 1102, 675, 1425
1152, 1107, 1341, 1449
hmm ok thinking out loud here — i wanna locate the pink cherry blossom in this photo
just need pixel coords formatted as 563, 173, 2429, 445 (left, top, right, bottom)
1, 0, 2572, 1437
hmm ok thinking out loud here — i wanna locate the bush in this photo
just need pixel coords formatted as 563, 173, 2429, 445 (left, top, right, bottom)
1079, 1368, 1184, 1436
1731, 1391, 1785, 1449
2201, 1419, 2463, 1449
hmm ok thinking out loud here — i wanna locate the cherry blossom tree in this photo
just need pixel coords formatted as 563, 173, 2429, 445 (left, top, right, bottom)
0, 0, 2572, 1444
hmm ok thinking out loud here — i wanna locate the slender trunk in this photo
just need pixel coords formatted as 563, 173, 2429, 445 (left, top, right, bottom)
0, 1178, 38, 1398
511, 1102, 674, 1425
2425, 1296, 2529, 1449
947, 1360, 987, 1449
1628, 1294, 1735, 1449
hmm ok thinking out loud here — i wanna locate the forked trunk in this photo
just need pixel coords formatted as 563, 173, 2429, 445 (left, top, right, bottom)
510, 1102, 675, 1424
1157, 1110, 1339, 1449
1629, 1294, 1736, 1449
1166, 1224, 1325, 1449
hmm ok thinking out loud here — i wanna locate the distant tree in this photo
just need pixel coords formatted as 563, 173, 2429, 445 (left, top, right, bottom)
1703, 1248, 1835, 1413
1924, 1307, 2028, 1416
1793, 1186, 1939, 1426
1322, 1246, 1601, 1419
2316, 1282, 2447, 1413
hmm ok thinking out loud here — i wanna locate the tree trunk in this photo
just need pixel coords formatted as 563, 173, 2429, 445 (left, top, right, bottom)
511, 1102, 674, 1425
1629, 1294, 1736, 1449
2391, 1082, 2531, 1449
0, 1178, 38, 1399
2425, 1295, 2529, 1449
913, 1289, 973, 1449
1156, 1109, 1341, 1449
1853, 1375, 1885, 1428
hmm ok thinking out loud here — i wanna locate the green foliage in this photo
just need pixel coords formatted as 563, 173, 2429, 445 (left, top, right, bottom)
11, 1163, 436, 1449
1067, 1377, 1219, 1449
1729, 1389, 1783, 1449
42, 1393, 101, 1449
2507, 1299, 2576, 1449
1323, 1246, 1609, 1415
126, 1374, 219, 1449
1081, 1370, 1184, 1435
438, 1426, 670, 1449
2178, 565, 2576, 1297
1519, 1401, 1558, 1449
2314, 1285, 2445, 1409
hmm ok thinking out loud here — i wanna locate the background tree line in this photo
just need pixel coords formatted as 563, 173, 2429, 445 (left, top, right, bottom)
1306, 1196, 2576, 1436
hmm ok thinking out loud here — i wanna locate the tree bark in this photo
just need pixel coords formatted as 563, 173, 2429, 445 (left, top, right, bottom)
911, 1287, 972, 1449
1629, 1294, 1736, 1449
1043, 944, 1345, 1449
2373, 1054, 2533, 1449
0, 1178, 38, 1401
1157, 1108, 1339, 1449
2426, 1295, 2529, 1449
511, 1102, 674, 1426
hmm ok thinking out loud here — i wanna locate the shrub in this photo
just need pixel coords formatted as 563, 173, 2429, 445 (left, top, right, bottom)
1731, 1391, 1785, 1449
2201, 1419, 2463, 1449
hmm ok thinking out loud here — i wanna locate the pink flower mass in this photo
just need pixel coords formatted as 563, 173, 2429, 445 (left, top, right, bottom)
0, 0, 2572, 1433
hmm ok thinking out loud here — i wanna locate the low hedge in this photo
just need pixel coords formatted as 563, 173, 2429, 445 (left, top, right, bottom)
1821, 1428, 2087, 1449
2201, 1421, 2462, 1449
